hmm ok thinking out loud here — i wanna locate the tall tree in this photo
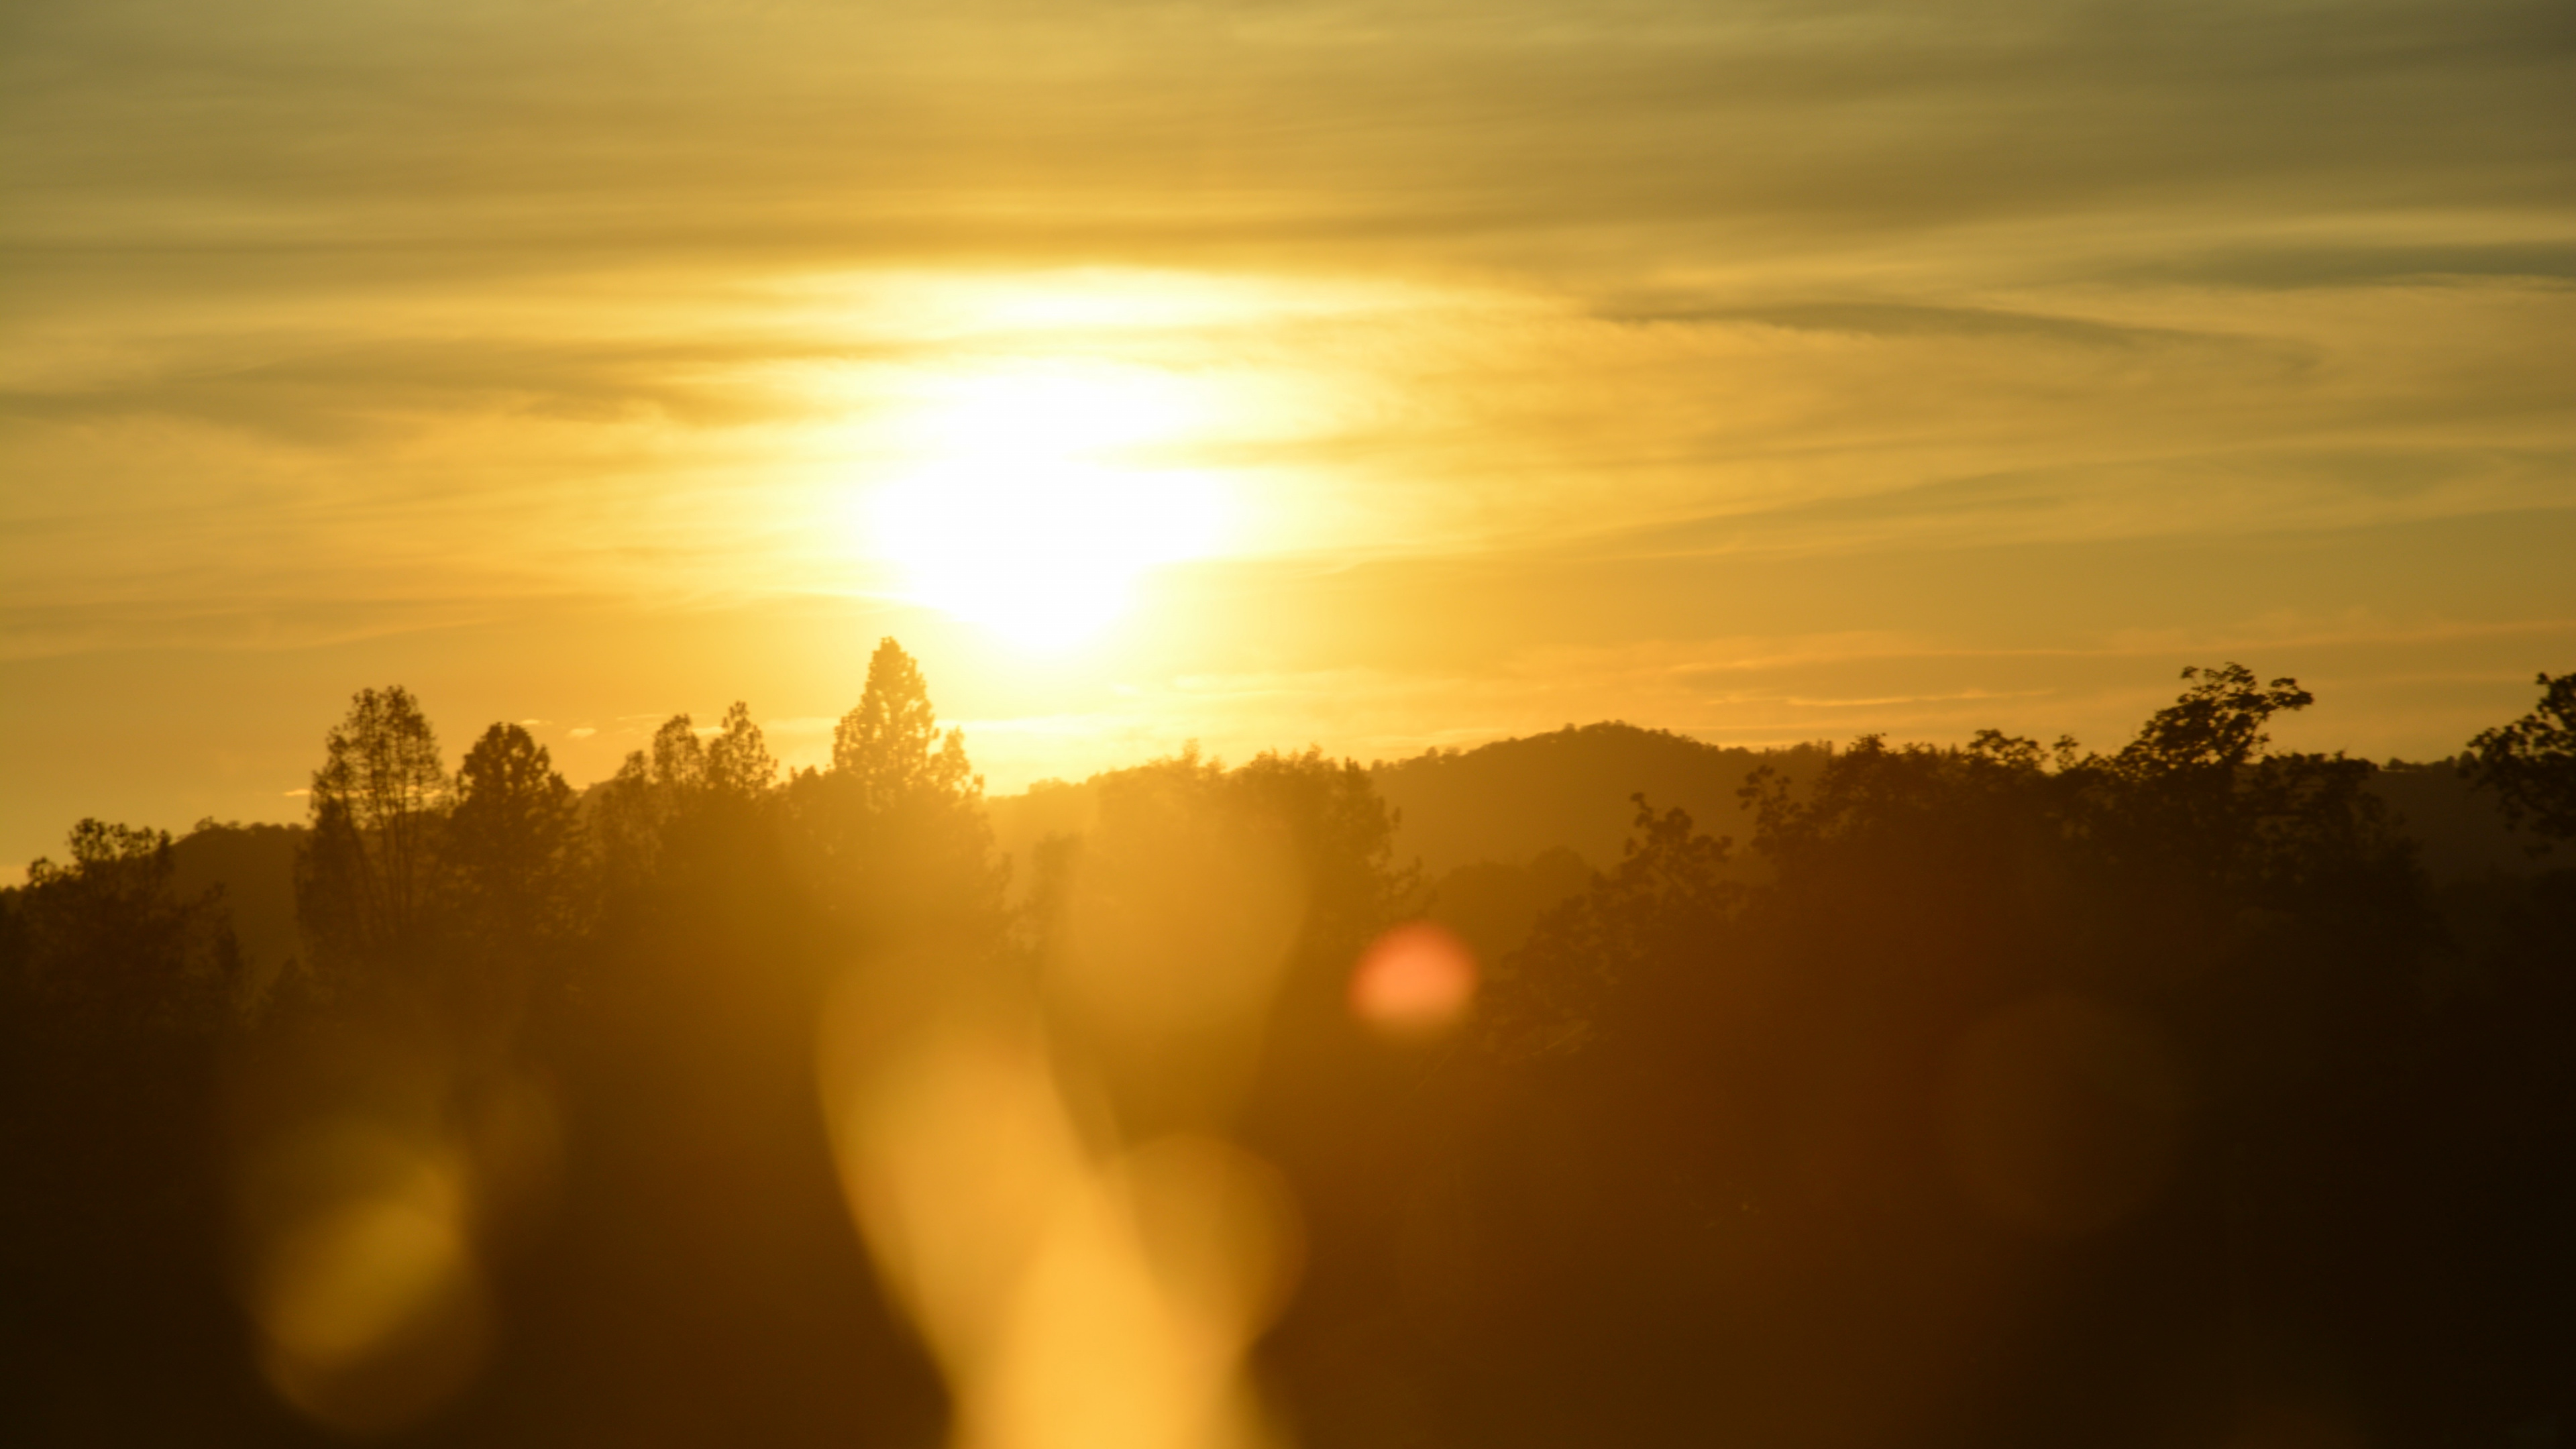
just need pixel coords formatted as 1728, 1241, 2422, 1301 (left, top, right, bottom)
297, 686, 448, 981
598, 719, 674, 900
832, 638, 975, 812
789, 639, 998, 940
447, 722, 584, 951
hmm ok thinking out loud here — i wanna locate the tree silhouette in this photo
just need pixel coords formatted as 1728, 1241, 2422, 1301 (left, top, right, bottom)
15, 818, 239, 1030
788, 639, 1000, 944
1231, 744, 1417, 967
706, 701, 778, 798
297, 685, 447, 984
2461, 669, 2576, 846
594, 718, 690, 894
652, 712, 709, 789
1028, 742, 1413, 1117
445, 722, 585, 1030
832, 638, 974, 810
1485, 794, 1733, 1061
1, 821, 241, 1448
2077, 664, 2410, 941
2107, 662, 2311, 775
592, 704, 777, 897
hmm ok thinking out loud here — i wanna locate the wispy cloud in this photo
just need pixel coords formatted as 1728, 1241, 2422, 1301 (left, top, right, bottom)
1, 0, 2568, 860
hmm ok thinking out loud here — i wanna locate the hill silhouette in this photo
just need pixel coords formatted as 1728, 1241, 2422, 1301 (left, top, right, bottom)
1368, 722, 1833, 878
168, 822, 303, 999
2370, 756, 2556, 877
987, 724, 1831, 884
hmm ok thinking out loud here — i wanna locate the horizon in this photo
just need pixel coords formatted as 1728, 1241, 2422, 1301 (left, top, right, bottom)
5, 0, 2569, 877
0, 663, 2532, 886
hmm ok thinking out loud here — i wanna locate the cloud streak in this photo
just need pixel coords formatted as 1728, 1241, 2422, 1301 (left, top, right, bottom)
0, 0, 2568, 861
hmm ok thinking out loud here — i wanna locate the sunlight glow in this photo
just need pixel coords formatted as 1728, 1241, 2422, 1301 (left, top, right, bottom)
871, 366, 1230, 649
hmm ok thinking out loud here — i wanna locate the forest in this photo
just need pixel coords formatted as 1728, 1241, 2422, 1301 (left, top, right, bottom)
3, 645, 2570, 1449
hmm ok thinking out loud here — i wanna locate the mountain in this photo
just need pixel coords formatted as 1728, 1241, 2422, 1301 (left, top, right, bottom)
1369, 722, 1834, 879
170, 821, 305, 996
2370, 757, 2553, 880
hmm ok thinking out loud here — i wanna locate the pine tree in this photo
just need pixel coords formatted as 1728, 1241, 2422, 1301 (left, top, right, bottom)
297, 686, 447, 983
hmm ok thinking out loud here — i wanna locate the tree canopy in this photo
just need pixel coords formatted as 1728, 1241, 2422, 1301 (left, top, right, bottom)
2462, 669, 2576, 845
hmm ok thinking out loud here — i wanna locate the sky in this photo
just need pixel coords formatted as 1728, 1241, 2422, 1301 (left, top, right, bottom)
3, 0, 2571, 873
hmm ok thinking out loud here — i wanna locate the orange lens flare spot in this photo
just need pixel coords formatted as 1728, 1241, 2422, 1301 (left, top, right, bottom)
1348, 921, 1477, 1038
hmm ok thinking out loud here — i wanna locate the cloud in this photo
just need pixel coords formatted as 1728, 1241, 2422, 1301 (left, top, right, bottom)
0, 335, 922, 445
8, 0, 2567, 596
7, 0, 2567, 272
1, 0, 2569, 860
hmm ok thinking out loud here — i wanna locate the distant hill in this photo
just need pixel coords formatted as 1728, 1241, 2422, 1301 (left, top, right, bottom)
170, 821, 305, 998
1361, 724, 2543, 886
1369, 722, 1834, 879
983, 724, 1837, 963
2370, 758, 2553, 881
983, 724, 1832, 892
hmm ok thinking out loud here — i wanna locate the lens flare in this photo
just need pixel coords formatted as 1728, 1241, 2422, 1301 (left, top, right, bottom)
225, 1034, 559, 1442
817, 983, 1301, 1449
1349, 921, 1479, 1039
233, 1122, 493, 1439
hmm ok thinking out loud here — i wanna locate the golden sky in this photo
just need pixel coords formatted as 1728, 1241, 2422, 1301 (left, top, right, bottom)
3, 0, 2571, 868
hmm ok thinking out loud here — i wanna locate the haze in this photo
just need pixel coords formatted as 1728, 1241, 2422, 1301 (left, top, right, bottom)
5, 0, 2571, 869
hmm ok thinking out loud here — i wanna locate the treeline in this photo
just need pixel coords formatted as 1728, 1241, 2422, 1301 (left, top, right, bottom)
1, 657, 2570, 1448
1446, 667, 2573, 1448
0, 641, 1017, 1444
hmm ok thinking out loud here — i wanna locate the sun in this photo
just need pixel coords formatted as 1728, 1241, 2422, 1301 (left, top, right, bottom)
869, 366, 1228, 649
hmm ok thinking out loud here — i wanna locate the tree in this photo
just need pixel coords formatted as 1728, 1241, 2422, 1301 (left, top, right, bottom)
784, 640, 1000, 942
16, 819, 239, 1030
2077, 663, 2408, 925
2461, 670, 2576, 847
594, 702, 782, 898
832, 639, 976, 812
706, 701, 779, 800
447, 722, 585, 953
297, 686, 448, 979
1230, 745, 1417, 967
2108, 663, 2313, 777
1485, 794, 1735, 1063
1028, 743, 1414, 1162
593, 732, 679, 896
